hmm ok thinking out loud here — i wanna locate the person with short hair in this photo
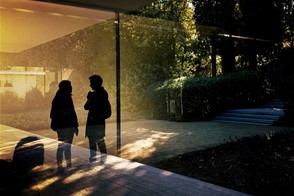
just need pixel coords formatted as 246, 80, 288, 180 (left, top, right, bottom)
84, 75, 111, 163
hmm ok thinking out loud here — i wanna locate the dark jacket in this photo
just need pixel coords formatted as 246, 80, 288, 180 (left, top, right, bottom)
84, 87, 110, 137
50, 90, 79, 131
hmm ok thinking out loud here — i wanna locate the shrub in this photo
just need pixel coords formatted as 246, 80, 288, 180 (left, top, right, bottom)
0, 91, 23, 113
148, 70, 273, 121
24, 88, 45, 110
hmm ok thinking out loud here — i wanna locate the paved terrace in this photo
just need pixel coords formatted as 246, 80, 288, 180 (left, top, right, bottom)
0, 124, 258, 196
1, 121, 290, 195
20, 120, 289, 164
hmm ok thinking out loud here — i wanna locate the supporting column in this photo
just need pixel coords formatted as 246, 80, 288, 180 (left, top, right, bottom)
115, 11, 121, 156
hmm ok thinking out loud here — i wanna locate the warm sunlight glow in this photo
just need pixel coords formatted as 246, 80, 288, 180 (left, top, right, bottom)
218, 33, 272, 42
13, 8, 34, 13
0, 141, 19, 156
120, 130, 176, 159
31, 174, 60, 191
0, 0, 115, 52
63, 171, 89, 184
0, 71, 45, 75
48, 12, 63, 16
112, 161, 142, 170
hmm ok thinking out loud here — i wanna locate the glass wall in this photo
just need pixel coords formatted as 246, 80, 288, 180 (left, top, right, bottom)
2, 1, 294, 195
1, 0, 292, 165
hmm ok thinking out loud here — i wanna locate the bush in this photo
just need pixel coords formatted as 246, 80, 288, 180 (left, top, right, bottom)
24, 88, 45, 110
0, 91, 23, 113
147, 78, 184, 121
149, 70, 273, 121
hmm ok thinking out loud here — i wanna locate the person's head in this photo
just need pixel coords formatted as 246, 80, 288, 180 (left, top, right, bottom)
89, 75, 103, 90
58, 80, 72, 93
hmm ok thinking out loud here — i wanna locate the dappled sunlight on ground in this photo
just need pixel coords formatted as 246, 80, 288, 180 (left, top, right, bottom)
0, 141, 17, 157
2, 120, 289, 166
120, 129, 177, 160
74, 140, 88, 146
30, 169, 60, 192
162, 170, 174, 176
109, 159, 142, 171
0, 123, 255, 195
25, 155, 162, 195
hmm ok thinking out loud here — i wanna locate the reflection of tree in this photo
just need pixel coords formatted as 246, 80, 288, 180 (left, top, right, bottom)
0, 91, 22, 112
1, 0, 291, 117
24, 88, 44, 109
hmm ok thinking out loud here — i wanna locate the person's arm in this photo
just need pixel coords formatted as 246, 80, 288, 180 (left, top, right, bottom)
50, 97, 57, 119
84, 91, 92, 110
50, 97, 58, 131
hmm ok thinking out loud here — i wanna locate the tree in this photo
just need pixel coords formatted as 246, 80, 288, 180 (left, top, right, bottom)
238, 0, 283, 69
192, 0, 240, 74
281, 0, 294, 48
191, 0, 285, 73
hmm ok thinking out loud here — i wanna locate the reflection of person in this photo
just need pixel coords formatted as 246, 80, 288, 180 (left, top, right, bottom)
84, 75, 110, 163
50, 80, 79, 172
13, 136, 44, 170
2, 136, 44, 195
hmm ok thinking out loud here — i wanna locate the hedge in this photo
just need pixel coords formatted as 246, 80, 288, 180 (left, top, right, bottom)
148, 70, 273, 121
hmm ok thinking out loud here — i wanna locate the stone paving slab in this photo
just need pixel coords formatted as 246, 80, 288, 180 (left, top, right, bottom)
26, 120, 289, 164
1, 124, 250, 196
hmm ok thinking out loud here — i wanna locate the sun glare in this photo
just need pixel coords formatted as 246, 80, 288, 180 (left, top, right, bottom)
13, 8, 34, 13
120, 130, 176, 159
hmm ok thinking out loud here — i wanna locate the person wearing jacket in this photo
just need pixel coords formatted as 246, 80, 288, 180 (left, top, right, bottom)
50, 80, 79, 172
84, 75, 111, 163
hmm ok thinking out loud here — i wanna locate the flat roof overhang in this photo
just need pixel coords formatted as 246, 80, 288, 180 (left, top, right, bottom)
0, 0, 154, 53
36, 0, 155, 12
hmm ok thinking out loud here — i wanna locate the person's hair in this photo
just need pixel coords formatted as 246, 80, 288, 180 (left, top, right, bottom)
89, 75, 103, 87
58, 80, 71, 90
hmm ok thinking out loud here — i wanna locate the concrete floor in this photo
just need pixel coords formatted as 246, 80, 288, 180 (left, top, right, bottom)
0, 123, 253, 196
27, 120, 289, 164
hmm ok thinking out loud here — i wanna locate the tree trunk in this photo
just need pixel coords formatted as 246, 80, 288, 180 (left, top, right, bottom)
211, 37, 217, 77
221, 37, 235, 74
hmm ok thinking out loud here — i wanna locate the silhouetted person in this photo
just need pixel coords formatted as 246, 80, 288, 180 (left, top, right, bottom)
50, 80, 79, 172
84, 75, 111, 163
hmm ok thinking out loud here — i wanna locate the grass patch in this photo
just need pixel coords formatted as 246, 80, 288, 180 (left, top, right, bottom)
152, 131, 294, 196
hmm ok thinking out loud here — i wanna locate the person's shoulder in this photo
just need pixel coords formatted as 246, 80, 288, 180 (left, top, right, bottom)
97, 87, 108, 95
101, 88, 109, 97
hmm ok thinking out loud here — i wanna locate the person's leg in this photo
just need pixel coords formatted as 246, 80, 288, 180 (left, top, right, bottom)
97, 138, 107, 154
88, 136, 97, 162
96, 124, 107, 154
64, 128, 74, 168
56, 129, 66, 170
56, 143, 64, 168
97, 137, 107, 164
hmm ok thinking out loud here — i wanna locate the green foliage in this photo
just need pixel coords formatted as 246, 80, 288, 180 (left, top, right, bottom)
3, 0, 291, 121
192, 0, 289, 72
149, 70, 272, 121
24, 88, 45, 110
192, 0, 284, 40
0, 91, 23, 113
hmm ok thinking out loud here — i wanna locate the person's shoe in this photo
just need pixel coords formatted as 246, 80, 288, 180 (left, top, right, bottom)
66, 163, 72, 169
57, 166, 64, 174
100, 154, 107, 164
89, 157, 96, 163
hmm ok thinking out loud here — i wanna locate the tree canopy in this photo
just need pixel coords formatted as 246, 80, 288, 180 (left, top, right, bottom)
192, 0, 292, 72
